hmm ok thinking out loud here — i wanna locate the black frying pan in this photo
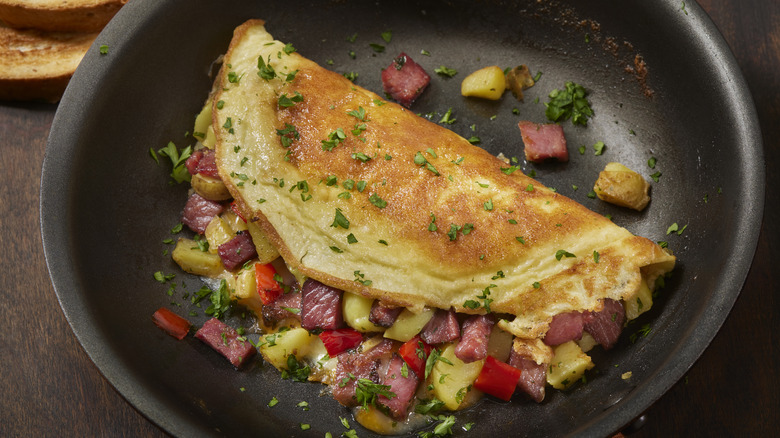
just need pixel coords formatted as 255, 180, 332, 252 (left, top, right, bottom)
41, 0, 763, 436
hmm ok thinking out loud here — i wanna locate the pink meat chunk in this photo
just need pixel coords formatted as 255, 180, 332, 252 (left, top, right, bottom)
195, 318, 256, 368
369, 301, 403, 328
583, 298, 626, 350
185, 148, 220, 178
181, 193, 224, 234
544, 311, 592, 346
508, 348, 547, 403
300, 279, 344, 331
331, 339, 394, 407
379, 354, 420, 419
420, 309, 460, 345
455, 315, 495, 363
217, 231, 257, 271
262, 291, 302, 325
518, 120, 569, 162
381, 52, 430, 108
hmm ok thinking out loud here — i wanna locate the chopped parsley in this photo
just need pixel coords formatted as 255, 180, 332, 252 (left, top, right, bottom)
648, 156, 657, 169
354, 378, 395, 409
381, 30, 392, 43
277, 91, 303, 107
331, 208, 350, 229
555, 249, 576, 261
322, 128, 346, 151
257, 55, 276, 80
414, 151, 440, 176
353, 270, 372, 286
281, 354, 311, 382
439, 108, 456, 124
545, 81, 594, 126
434, 66, 458, 77
351, 151, 372, 162
369, 193, 388, 208
156, 141, 192, 184
347, 106, 369, 121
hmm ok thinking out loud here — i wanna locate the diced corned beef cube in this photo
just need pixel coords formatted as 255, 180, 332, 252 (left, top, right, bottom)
583, 298, 626, 350
195, 318, 256, 368
518, 120, 569, 162
379, 354, 420, 419
185, 148, 220, 178
420, 309, 460, 345
508, 348, 547, 403
217, 231, 257, 270
300, 279, 344, 331
455, 315, 495, 363
369, 301, 403, 328
543, 311, 592, 346
262, 291, 302, 325
181, 193, 224, 234
185, 148, 204, 175
381, 52, 430, 108
331, 339, 394, 406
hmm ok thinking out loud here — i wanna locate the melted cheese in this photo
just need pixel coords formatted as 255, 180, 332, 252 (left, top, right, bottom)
213, 20, 675, 347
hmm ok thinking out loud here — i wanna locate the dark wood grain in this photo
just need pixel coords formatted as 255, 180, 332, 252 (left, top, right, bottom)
0, 0, 777, 436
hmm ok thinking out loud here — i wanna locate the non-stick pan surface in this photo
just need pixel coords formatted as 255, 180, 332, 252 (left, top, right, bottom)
41, 0, 763, 436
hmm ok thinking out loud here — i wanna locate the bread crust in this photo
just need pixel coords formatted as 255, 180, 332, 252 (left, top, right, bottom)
0, 23, 97, 102
0, 0, 126, 32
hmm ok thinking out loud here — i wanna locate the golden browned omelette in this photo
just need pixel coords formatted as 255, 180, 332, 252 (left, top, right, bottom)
213, 20, 675, 352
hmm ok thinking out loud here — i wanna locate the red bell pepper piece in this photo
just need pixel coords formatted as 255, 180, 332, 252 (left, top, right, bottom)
152, 307, 191, 340
230, 201, 248, 222
398, 335, 432, 378
473, 355, 522, 401
255, 263, 283, 304
318, 328, 363, 356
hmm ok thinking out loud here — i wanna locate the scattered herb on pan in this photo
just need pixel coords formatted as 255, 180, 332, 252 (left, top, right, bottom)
545, 81, 594, 126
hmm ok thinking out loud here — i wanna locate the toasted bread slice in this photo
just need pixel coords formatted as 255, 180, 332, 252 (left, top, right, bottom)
0, 0, 126, 33
0, 23, 97, 102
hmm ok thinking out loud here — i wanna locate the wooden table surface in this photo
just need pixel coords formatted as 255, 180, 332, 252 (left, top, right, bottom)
1, 0, 777, 436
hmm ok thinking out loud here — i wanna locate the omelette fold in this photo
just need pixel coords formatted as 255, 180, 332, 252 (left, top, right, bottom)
212, 20, 675, 354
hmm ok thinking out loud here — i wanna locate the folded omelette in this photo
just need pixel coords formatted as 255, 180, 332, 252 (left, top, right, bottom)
213, 20, 675, 347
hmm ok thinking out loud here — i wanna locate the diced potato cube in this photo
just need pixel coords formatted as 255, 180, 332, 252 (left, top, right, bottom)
383, 307, 435, 342
258, 327, 318, 370
191, 172, 232, 202
576, 332, 599, 353
232, 264, 263, 315
171, 238, 224, 277
245, 220, 280, 264
431, 343, 485, 410
593, 162, 651, 211
486, 326, 514, 363
461, 66, 506, 100
193, 99, 213, 141
205, 216, 234, 254
202, 125, 216, 149
546, 341, 594, 390
343, 293, 384, 333
624, 277, 653, 321
221, 209, 248, 232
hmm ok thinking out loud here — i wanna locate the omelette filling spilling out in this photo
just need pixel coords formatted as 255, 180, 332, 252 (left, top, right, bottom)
170, 20, 675, 434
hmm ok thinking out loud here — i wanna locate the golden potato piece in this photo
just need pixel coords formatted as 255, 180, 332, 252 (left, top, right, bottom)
505, 65, 535, 101
546, 341, 594, 390
191, 172, 232, 201
461, 66, 506, 100
593, 162, 651, 211
171, 238, 224, 277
